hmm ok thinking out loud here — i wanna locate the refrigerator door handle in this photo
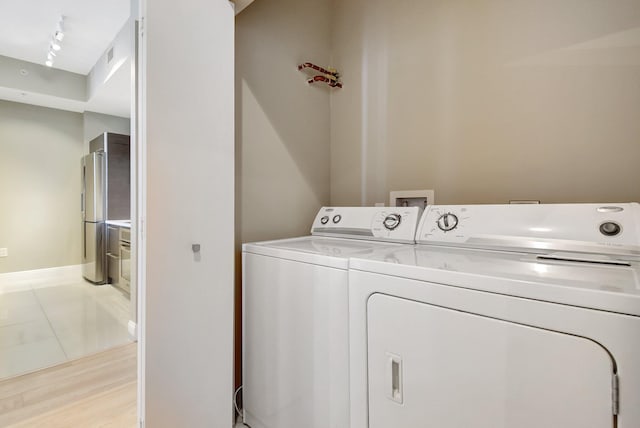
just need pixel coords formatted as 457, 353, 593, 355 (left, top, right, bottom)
83, 222, 87, 259
81, 160, 86, 221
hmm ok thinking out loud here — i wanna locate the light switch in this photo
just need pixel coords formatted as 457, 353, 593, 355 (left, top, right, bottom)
0, 248, 7, 257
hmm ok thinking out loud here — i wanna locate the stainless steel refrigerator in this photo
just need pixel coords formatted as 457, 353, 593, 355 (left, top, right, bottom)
81, 133, 130, 284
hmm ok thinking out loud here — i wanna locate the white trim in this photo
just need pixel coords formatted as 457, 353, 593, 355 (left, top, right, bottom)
134, 0, 147, 424
0, 264, 82, 289
128, 320, 138, 339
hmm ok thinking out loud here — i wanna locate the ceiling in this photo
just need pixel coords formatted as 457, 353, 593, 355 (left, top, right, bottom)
0, 0, 131, 117
0, 0, 130, 74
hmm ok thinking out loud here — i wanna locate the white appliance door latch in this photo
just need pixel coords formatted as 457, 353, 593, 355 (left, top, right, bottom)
386, 352, 403, 404
612, 373, 619, 415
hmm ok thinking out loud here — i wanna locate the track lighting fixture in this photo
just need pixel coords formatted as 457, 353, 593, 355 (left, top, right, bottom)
53, 18, 65, 41
45, 15, 65, 68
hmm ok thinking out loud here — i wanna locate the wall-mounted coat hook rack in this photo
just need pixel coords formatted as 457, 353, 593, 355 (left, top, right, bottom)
298, 62, 343, 89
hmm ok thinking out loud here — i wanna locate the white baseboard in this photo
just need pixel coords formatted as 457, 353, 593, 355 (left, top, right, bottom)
0, 264, 83, 289
128, 320, 138, 341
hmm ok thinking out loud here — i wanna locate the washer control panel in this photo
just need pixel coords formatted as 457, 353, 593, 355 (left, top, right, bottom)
311, 206, 420, 243
416, 203, 640, 258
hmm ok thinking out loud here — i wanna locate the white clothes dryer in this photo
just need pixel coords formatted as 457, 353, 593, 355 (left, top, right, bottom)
349, 203, 640, 428
242, 206, 420, 428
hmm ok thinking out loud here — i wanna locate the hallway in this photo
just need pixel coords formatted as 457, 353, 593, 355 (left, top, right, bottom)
0, 343, 136, 427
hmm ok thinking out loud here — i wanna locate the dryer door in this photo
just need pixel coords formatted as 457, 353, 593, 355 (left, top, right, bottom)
367, 293, 615, 428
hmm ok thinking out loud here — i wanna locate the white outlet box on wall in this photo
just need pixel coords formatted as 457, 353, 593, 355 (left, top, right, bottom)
0, 248, 8, 257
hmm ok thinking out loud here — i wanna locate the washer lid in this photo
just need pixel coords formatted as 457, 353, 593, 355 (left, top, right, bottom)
243, 236, 403, 269
349, 245, 640, 316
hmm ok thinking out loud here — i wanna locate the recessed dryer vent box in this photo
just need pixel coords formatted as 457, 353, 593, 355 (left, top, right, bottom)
390, 190, 435, 211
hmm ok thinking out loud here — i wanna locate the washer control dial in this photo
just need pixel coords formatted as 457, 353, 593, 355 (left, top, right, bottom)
332, 215, 342, 224
436, 213, 459, 232
320, 216, 329, 225
383, 214, 402, 230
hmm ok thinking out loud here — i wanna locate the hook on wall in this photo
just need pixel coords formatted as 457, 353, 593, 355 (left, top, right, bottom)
298, 62, 343, 89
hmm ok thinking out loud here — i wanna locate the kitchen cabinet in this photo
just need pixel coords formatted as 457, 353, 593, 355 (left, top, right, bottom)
106, 221, 131, 296
107, 225, 121, 287
118, 227, 131, 295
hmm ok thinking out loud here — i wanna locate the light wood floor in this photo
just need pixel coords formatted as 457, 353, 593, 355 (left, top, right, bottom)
0, 343, 137, 427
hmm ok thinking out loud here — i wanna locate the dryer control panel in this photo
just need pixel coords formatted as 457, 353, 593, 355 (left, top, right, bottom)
311, 207, 420, 244
416, 203, 640, 259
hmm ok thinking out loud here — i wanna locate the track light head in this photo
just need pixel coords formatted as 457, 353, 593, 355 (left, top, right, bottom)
45, 15, 65, 67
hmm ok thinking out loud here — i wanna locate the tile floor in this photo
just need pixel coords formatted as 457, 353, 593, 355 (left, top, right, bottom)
0, 269, 132, 379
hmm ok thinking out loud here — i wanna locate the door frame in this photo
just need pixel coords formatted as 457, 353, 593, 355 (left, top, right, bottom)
131, 0, 146, 423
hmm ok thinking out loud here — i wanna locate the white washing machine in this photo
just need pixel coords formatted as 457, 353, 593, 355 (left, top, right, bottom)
349, 203, 640, 428
242, 206, 421, 428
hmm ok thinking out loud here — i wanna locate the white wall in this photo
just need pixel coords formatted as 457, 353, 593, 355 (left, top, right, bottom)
87, 19, 134, 102
143, 0, 235, 426
0, 100, 84, 273
330, 0, 640, 205
0, 55, 86, 101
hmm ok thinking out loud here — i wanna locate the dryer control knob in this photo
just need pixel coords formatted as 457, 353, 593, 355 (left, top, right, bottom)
383, 214, 402, 230
436, 213, 459, 232
600, 221, 621, 236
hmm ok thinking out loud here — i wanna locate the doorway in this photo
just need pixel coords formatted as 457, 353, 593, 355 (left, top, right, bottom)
0, 0, 137, 381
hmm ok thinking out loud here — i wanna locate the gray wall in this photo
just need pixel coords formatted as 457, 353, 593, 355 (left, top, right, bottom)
83, 111, 131, 152
330, 0, 640, 205
235, 0, 332, 246
0, 100, 84, 273
234, 0, 333, 386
